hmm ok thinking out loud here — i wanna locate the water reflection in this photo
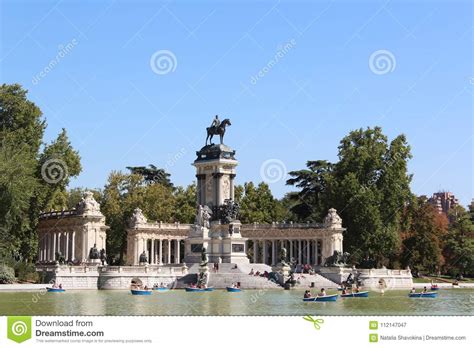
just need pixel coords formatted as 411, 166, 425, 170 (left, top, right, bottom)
0, 289, 473, 316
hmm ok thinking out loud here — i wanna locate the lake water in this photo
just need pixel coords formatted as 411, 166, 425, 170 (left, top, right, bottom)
0, 289, 473, 316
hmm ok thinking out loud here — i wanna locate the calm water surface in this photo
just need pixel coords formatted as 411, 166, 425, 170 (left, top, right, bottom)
0, 289, 473, 316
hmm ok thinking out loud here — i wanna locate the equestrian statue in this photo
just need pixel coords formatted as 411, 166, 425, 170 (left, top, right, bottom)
206, 115, 232, 145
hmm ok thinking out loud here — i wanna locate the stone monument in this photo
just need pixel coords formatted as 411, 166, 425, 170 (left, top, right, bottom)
184, 116, 249, 264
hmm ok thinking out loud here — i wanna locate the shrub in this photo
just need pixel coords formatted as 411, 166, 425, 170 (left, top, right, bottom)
0, 264, 16, 284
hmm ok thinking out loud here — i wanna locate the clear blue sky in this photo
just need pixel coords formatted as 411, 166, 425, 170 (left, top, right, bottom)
1, 0, 472, 206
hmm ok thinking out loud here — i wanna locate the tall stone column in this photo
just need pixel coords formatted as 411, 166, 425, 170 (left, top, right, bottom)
71, 231, 75, 262
159, 239, 163, 264
271, 240, 276, 265
176, 239, 181, 264
262, 240, 267, 265
151, 238, 155, 265
229, 174, 236, 201
65, 232, 69, 261
253, 240, 258, 264
52, 232, 57, 261
213, 173, 224, 206
134, 238, 138, 265
298, 240, 302, 264
306, 240, 311, 264
289, 240, 293, 262
167, 239, 171, 264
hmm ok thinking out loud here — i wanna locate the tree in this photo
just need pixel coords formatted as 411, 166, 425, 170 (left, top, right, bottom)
443, 206, 474, 277
236, 182, 286, 224
126, 165, 172, 187
101, 171, 177, 264
38, 128, 82, 211
0, 84, 82, 261
287, 127, 413, 266
173, 184, 196, 223
400, 198, 448, 274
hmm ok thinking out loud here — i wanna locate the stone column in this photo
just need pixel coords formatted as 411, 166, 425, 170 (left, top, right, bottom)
151, 238, 155, 265
65, 232, 69, 261
306, 239, 311, 265
167, 239, 171, 264
229, 174, 236, 201
214, 173, 224, 206
289, 240, 293, 262
176, 239, 181, 264
262, 240, 267, 265
314, 240, 318, 266
134, 238, 138, 265
253, 240, 258, 264
159, 239, 163, 264
71, 231, 75, 262
298, 240, 302, 264
52, 232, 57, 261
271, 240, 276, 265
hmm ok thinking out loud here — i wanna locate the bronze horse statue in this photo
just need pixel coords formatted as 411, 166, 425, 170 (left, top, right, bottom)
206, 118, 231, 145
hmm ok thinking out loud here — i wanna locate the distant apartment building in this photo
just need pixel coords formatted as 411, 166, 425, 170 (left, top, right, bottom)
428, 192, 459, 215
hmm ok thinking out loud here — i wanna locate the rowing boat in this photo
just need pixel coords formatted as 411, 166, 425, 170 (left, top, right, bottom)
46, 287, 65, 293
408, 292, 438, 298
131, 289, 152, 295
303, 294, 338, 302
340, 291, 369, 298
226, 287, 242, 292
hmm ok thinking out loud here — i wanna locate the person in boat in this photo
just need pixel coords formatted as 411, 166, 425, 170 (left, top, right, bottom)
410, 287, 416, 294
354, 285, 360, 293
144, 285, 149, 290
318, 288, 327, 297
341, 288, 348, 295
249, 268, 254, 275
304, 290, 312, 298
422, 286, 427, 293
58, 284, 63, 289
254, 271, 260, 276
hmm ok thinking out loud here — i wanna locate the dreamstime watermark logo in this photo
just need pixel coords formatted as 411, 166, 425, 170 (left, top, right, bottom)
32, 39, 79, 85
164, 147, 187, 172
250, 39, 296, 85
41, 158, 68, 184
260, 159, 287, 184
7, 317, 32, 343
150, 50, 178, 75
369, 49, 396, 75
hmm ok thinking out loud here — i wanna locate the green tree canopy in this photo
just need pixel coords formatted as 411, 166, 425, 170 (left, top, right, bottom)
235, 182, 286, 224
287, 127, 413, 266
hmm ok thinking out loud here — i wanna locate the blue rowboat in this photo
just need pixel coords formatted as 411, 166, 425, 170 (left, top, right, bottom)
153, 287, 170, 292
341, 291, 369, 298
315, 294, 338, 302
303, 294, 338, 302
409, 292, 438, 298
204, 287, 214, 292
46, 287, 65, 293
131, 289, 152, 295
226, 287, 242, 292
185, 287, 206, 292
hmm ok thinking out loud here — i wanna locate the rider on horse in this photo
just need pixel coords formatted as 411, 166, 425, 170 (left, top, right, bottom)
210, 115, 220, 130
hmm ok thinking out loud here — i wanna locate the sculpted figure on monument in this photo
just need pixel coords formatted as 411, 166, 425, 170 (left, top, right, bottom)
218, 199, 240, 224
76, 191, 102, 216
88, 243, 100, 260
206, 115, 232, 145
139, 251, 148, 264
195, 205, 212, 228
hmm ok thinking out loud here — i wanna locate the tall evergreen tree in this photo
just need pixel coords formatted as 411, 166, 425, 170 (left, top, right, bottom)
287, 127, 413, 266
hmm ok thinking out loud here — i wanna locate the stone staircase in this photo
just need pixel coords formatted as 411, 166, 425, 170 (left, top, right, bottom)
183, 263, 281, 289
181, 263, 339, 289
291, 273, 340, 289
